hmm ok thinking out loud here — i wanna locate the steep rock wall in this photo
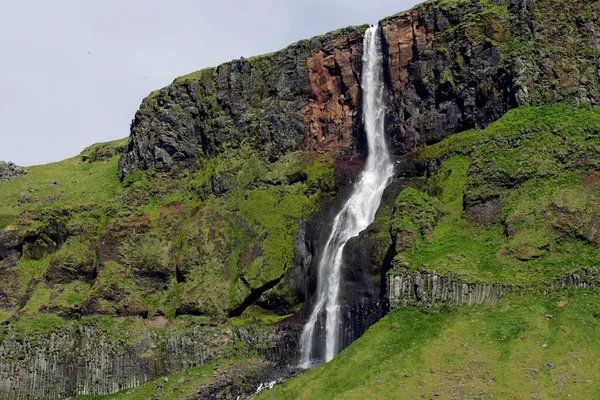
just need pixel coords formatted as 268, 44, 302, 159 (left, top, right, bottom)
118, 27, 367, 178
381, 0, 600, 153
387, 271, 509, 308
118, 0, 600, 177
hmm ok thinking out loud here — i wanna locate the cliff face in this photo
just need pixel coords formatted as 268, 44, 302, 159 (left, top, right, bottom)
0, 322, 298, 399
119, 0, 600, 177
383, 0, 600, 152
118, 27, 367, 178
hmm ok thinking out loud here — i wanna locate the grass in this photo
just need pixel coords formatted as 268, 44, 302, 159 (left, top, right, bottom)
0, 138, 126, 225
260, 289, 600, 399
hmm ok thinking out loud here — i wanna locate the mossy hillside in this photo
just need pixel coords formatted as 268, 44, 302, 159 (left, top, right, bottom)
1, 135, 338, 340
171, 148, 336, 318
260, 288, 600, 399
390, 105, 600, 285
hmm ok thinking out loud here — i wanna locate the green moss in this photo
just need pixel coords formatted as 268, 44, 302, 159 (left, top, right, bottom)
80, 137, 128, 163
50, 239, 96, 278
394, 105, 600, 284
119, 234, 170, 276
10, 314, 71, 340
17, 257, 50, 292
85, 261, 148, 316
391, 188, 440, 252
439, 68, 456, 87
173, 67, 217, 84
175, 149, 336, 317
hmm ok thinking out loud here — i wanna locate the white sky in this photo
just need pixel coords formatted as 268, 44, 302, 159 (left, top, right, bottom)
0, 0, 420, 166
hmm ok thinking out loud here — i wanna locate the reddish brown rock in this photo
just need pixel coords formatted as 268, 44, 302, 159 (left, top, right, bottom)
302, 31, 363, 152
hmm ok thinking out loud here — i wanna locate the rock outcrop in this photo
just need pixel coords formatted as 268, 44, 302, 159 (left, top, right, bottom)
118, 27, 367, 178
0, 161, 27, 182
551, 268, 600, 290
387, 271, 508, 308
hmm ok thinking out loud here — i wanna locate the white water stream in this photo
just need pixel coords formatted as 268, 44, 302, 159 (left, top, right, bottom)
298, 24, 394, 368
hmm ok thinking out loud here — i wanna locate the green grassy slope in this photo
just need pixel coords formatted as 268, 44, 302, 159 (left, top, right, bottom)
0, 138, 127, 230
260, 289, 600, 399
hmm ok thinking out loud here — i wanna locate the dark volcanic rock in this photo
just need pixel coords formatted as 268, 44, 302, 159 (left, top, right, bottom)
118, 26, 367, 178
119, 0, 600, 178
188, 359, 291, 400
0, 323, 300, 399
387, 271, 509, 308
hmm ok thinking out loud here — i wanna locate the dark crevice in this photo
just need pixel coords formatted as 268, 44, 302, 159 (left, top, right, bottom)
175, 266, 185, 284
379, 240, 397, 314
228, 273, 286, 317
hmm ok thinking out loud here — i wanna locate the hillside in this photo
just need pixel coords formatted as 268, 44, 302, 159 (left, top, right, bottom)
1, 0, 599, 398
257, 104, 600, 398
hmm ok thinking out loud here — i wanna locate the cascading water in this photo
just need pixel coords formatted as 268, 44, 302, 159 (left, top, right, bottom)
298, 24, 394, 368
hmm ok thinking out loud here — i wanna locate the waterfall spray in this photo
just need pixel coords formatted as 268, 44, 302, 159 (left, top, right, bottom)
298, 24, 394, 368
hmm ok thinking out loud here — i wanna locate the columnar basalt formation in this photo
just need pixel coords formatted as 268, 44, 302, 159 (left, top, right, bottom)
0, 323, 299, 399
387, 271, 508, 308
551, 268, 600, 290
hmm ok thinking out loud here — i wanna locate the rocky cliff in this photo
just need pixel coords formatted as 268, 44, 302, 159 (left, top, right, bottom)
1, 0, 600, 398
119, 0, 600, 177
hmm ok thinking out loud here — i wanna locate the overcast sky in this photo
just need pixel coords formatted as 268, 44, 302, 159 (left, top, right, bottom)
0, 0, 420, 166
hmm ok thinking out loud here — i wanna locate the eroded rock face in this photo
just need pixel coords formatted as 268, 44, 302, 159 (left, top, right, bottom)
0, 161, 27, 182
302, 30, 364, 152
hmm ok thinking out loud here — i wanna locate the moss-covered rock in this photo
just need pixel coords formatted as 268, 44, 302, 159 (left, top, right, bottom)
83, 261, 148, 317
392, 105, 600, 284
390, 188, 441, 253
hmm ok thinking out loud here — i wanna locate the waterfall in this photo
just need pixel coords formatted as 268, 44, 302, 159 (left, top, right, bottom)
298, 24, 394, 368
